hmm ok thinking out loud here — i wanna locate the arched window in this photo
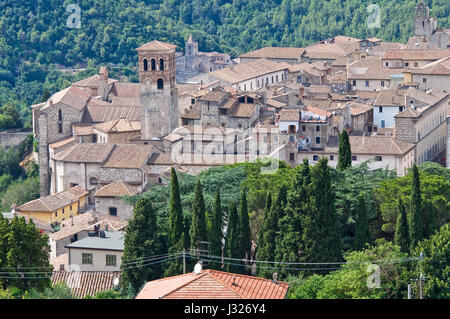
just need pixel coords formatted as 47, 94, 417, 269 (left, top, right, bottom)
89, 177, 98, 185
58, 109, 63, 133
151, 59, 156, 71
157, 78, 164, 90
160, 58, 164, 70
143, 59, 148, 71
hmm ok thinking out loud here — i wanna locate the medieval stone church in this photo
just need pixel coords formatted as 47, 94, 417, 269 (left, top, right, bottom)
33, 40, 180, 196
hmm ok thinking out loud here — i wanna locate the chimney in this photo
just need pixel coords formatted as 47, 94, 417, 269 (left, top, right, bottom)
272, 272, 278, 283
71, 215, 74, 226
59, 264, 65, 271
99, 66, 109, 101
232, 275, 237, 286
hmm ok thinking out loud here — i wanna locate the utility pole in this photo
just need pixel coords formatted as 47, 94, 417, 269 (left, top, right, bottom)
183, 249, 186, 274
419, 252, 423, 299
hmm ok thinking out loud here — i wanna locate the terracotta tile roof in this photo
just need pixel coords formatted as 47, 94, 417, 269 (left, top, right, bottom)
210, 59, 288, 84
102, 144, 153, 169
49, 137, 77, 149
348, 135, 415, 155
303, 43, 355, 60
109, 83, 140, 97
350, 102, 372, 116
221, 97, 239, 110
348, 56, 404, 80
136, 269, 289, 299
382, 49, 450, 60
180, 108, 200, 119
16, 186, 89, 213
82, 105, 141, 123
73, 124, 95, 136
50, 253, 68, 270
52, 143, 114, 163
73, 74, 117, 88
93, 118, 140, 134
163, 133, 183, 143
42, 86, 91, 111
2, 212, 54, 233
279, 109, 300, 121
95, 181, 140, 197
288, 61, 328, 75
51, 271, 121, 298
229, 103, 256, 118
395, 89, 448, 119
411, 56, 450, 75
239, 47, 305, 60
137, 40, 177, 51
306, 85, 331, 94
200, 90, 228, 103
374, 87, 406, 106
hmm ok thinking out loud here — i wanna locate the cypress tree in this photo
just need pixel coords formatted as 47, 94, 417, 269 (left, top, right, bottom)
302, 157, 341, 268
225, 202, 240, 273
337, 128, 351, 171
121, 198, 163, 294
238, 189, 251, 262
275, 159, 310, 279
409, 164, 423, 251
257, 186, 287, 278
209, 188, 223, 269
190, 179, 208, 252
394, 197, 410, 253
354, 191, 370, 250
165, 168, 185, 276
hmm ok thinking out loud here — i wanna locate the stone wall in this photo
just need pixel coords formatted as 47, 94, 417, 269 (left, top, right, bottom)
0, 131, 31, 149
94, 197, 134, 220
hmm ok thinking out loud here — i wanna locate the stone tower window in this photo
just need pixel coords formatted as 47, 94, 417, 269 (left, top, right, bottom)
151, 59, 156, 71
58, 109, 63, 133
143, 59, 148, 71
157, 78, 164, 90
159, 58, 164, 70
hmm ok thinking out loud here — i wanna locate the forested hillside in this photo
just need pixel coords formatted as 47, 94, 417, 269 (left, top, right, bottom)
0, 0, 449, 127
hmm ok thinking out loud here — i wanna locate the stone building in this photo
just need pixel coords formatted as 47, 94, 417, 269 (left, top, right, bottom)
137, 40, 179, 140
94, 181, 140, 220
394, 88, 449, 165
402, 56, 450, 91
407, 1, 450, 49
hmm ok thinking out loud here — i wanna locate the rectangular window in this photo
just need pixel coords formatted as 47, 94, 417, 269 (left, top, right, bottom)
351, 155, 357, 161
405, 62, 409, 67
375, 156, 382, 161
365, 81, 369, 87
330, 155, 334, 161
352, 80, 356, 86
289, 153, 295, 161
109, 207, 117, 216
302, 125, 306, 132
289, 135, 294, 142
381, 120, 385, 128
106, 255, 117, 266
313, 155, 319, 161
316, 125, 320, 132
316, 137, 321, 144
423, 78, 427, 83
379, 106, 383, 113
82, 253, 93, 265
399, 106, 404, 112
381, 80, 385, 87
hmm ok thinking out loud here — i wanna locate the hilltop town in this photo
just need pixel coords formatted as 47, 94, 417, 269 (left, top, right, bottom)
0, 1, 449, 299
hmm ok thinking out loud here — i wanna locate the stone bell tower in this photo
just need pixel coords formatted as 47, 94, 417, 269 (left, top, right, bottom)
137, 40, 179, 140
414, 1, 437, 38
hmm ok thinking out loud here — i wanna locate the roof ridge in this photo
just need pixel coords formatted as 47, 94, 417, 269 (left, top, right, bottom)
205, 270, 248, 299
207, 269, 289, 285
160, 272, 210, 298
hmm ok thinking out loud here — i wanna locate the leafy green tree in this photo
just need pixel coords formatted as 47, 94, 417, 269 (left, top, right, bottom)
288, 239, 411, 299
121, 198, 163, 294
165, 168, 185, 276
209, 188, 223, 269
23, 283, 75, 299
409, 164, 423, 251
423, 200, 438, 239
394, 197, 410, 254
354, 192, 370, 250
337, 129, 351, 171
302, 158, 341, 267
414, 224, 450, 299
189, 180, 208, 252
0, 215, 52, 293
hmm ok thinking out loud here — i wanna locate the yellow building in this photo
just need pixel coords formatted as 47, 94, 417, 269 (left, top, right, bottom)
16, 186, 89, 224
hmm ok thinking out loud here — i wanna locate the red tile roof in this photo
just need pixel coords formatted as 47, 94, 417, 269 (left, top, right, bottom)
51, 271, 121, 298
136, 269, 289, 299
